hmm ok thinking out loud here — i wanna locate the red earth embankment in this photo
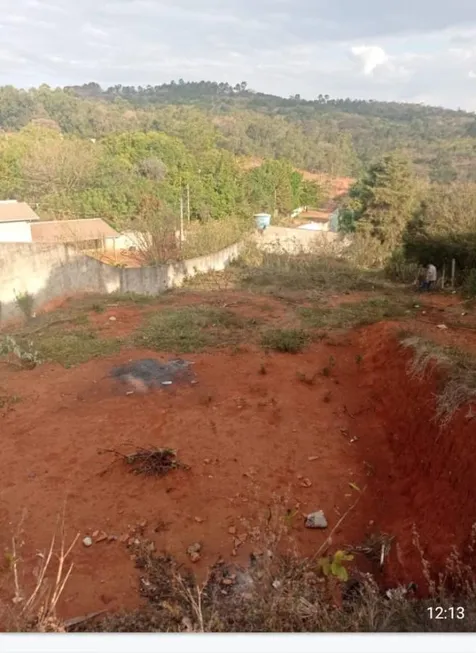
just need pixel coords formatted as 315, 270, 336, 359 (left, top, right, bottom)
351, 322, 476, 589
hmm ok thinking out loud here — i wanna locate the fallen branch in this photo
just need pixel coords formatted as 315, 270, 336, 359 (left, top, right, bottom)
15, 316, 79, 337
98, 447, 190, 477
313, 487, 367, 561
64, 610, 107, 630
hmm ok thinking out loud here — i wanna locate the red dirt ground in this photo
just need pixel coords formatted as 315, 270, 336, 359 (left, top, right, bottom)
2, 295, 476, 624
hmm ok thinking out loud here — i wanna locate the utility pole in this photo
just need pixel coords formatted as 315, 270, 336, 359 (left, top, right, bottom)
186, 184, 190, 224
179, 195, 184, 245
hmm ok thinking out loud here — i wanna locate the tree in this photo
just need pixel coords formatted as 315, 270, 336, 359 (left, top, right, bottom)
429, 151, 458, 184
136, 157, 167, 181
347, 152, 418, 259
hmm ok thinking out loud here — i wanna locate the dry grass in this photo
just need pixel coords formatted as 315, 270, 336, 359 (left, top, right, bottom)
5, 505, 476, 633
134, 305, 255, 353
2, 512, 79, 633
78, 529, 476, 633
100, 447, 190, 477
234, 244, 385, 293
181, 218, 251, 260
260, 328, 310, 353
401, 335, 476, 425
300, 297, 409, 331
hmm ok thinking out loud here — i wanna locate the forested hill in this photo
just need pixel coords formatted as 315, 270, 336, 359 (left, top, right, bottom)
1, 81, 476, 180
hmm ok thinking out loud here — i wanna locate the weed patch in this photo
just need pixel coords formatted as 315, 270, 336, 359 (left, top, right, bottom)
300, 297, 407, 330
29, 329, 121, 367
0, 335, 42, 368
134, 306, 249, 353
0, 394, 21, 411
401, 335, 476, 425
260, 328, 309, 353
235, 249, 384, 293
78, 546, 476, 633
14, 291, 35, 322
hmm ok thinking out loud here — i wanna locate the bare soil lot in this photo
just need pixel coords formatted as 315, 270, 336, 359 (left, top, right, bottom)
1, 284, 476, 629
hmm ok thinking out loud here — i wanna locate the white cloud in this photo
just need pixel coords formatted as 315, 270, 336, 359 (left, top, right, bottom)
0, 0, 476, 109
350, 45, 389, 75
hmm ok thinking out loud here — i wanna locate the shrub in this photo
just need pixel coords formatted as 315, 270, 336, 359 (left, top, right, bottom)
14, 291, 35, 322
260, 329, 309, 353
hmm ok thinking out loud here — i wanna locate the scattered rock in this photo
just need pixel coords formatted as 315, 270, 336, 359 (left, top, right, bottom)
305, 510, 328, 529
92, 530, 99, 538
187, 542, 202, 562
436, 324, 448, 330
194, 517, 204, 523
300, 478, 312, 488
82, 537, 93, 547
272, 580, 282, 590
222, 578, 234, 586
95, 532, 108, 543
109, 316, 117, 322
228, 526, 237, 535
308, 456, 319, 461
119, 534, 129, 543
108, 535, 118, 542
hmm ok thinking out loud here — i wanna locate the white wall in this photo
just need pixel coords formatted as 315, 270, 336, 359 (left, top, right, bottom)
0, 240, 245, 322
0, 221, 32, 243
298, 222, 329, 232
257, 225, 339, 253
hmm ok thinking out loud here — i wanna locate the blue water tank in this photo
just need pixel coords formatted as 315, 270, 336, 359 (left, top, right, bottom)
254, 213, 271, 230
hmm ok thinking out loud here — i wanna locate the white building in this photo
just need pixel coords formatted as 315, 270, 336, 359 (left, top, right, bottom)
0, 200, 40, 242
0, 201, 121, 250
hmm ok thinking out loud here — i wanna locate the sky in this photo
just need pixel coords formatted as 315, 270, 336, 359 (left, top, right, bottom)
1, 0, 476, 111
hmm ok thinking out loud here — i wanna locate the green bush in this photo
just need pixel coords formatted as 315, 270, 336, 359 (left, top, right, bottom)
463, 269, 476, 298
260, 328, 309, 353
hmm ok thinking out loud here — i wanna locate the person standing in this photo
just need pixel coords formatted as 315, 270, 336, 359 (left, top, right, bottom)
420, 263, 437, 291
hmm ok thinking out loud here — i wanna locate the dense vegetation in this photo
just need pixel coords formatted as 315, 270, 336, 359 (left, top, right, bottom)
1, 81, 476, 181
2, 80, 476, 273
0, 124, 323, 231
339, 151, 476, 282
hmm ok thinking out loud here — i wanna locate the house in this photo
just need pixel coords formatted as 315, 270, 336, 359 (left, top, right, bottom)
0, 200, 40, 242
30, 218, 120, 251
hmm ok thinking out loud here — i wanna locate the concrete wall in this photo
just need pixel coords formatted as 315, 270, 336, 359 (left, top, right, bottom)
0, 240, 244, 322
0, 221, 32, 243
0, 228, 348, 322
257, 225, 339, 254
298, 222, 329, 232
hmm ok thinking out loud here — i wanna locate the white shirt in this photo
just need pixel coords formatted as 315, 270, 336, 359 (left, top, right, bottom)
426, 264, 437, 282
